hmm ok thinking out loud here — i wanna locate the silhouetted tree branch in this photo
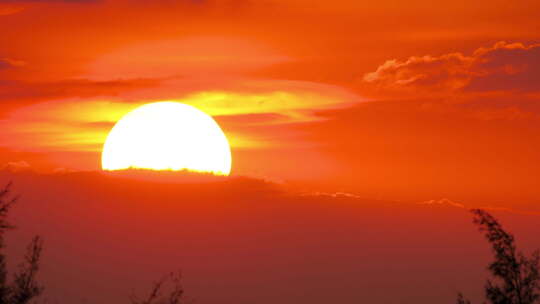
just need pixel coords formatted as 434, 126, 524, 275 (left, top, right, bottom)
0, 183, 44, 304
131, 272, 184, 304
457, 209, 540, 304
1, 182, 187, 304
10, 236, 44, 304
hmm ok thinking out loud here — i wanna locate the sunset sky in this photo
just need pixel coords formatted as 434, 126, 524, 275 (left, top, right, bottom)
2, 0, 540, 202
1, 1, 540, 303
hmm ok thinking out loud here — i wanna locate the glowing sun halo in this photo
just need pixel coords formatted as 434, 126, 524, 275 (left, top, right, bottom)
101, 102, 232, 175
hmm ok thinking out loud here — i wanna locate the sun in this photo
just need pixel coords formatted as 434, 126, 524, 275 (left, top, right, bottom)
101, 101, 232, 175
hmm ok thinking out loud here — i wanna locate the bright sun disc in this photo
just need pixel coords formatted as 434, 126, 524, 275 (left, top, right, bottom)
102, 101, 232, 175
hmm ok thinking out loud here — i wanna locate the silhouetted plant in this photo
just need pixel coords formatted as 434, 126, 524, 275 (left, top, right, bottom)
458, 209, 540, 304
0, 183, 43, 304
1, 182, 186, 304
131, 272, 184, 304
457, 293, 471, 304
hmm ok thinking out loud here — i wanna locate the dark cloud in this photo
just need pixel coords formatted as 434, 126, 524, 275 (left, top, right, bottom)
0, 78, 161, 116
364, 41, 540, 93
0, 57, 25, 69
466, 42, 540, 92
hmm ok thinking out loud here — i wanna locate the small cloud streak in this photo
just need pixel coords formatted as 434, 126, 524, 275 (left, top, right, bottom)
418, 198, 540, 216
1, 160, 31, 172
418, 198, 466, 209
0, 57, 26, 69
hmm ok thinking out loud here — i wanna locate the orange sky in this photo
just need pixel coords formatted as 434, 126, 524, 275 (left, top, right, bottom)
1, 0, 540, 204
1, 2, 540, 303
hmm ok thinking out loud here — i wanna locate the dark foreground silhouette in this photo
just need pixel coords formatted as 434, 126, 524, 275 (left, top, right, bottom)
0, 183, 42, 304
457, 209, 540, 304
1, 183, 539, 303
0, 183, 184, 304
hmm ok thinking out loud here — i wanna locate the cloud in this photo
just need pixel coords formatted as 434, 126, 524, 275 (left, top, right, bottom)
363, 41, 540, 93
418, 198, 465, 209
0, 78, 161, 114
467, 42, 540, 91
0, 79, 358, 154
363, 52, 474, 91
0, 57, 25, 69
418, 198, 540, 216
1, 160, 31, 172
302, 191, 366, 200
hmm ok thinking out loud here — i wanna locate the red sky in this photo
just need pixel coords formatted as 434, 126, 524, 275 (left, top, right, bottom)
1, 1, 540, 302
3, 171, 540, 304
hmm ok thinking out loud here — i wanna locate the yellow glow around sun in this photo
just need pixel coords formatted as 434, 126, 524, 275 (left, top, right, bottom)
102, 102, 232, 175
